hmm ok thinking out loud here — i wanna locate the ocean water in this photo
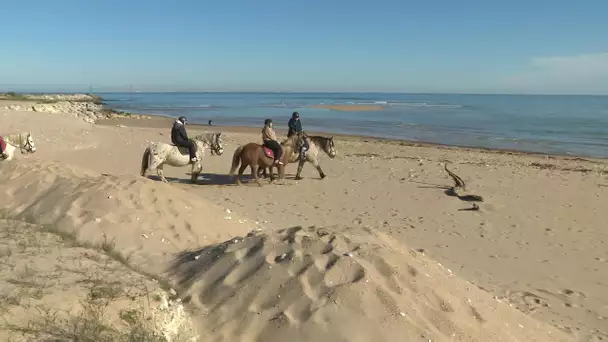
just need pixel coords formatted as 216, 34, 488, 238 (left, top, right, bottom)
100, 92, 608, 158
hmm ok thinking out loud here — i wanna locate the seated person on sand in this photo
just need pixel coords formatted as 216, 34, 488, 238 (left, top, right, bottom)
287, 111, 309, 159
171, 116, 198, 163
262, 119, 283, 165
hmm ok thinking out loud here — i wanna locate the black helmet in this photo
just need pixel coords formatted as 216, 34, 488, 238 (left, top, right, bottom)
292, 112, 300, 118
178, 116, 187, 124
264, 118, 273, 126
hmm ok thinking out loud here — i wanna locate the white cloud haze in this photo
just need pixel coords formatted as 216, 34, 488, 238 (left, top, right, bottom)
506, 52, 608, 94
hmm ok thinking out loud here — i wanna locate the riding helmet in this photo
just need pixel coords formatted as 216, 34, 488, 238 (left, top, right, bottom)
178, 116, 187, 124
264, 118, 273, 126
292, 112, 300, 118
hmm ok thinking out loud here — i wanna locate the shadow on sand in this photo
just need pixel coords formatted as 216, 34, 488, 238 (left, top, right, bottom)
145, 171, 304, 186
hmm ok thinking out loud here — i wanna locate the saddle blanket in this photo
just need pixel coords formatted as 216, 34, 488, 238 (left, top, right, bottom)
0, 136, 6, 153
264, 147, 274, 159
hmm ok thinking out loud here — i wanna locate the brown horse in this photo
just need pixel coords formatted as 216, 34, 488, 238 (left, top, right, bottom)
229, 134, 302, 186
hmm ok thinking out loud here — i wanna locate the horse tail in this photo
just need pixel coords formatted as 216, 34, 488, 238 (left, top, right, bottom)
229, 145, 244, 176
141, 147, 150, 176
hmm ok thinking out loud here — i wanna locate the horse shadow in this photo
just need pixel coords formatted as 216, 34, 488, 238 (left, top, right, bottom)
145, 175, 194, 184
194, 173, 238, 185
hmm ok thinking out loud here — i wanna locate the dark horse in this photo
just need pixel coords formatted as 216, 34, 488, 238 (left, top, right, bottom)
229, 134, 303, 186
260, 134, 337, 180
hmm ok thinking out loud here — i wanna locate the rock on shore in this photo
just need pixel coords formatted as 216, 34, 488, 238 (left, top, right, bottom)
2, 93, 149, 123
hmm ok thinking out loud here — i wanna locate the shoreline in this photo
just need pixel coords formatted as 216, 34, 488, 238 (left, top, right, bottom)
97, 115, 608, 162
2, 92, 606, 161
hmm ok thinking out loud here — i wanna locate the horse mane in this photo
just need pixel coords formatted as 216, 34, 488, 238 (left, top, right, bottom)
308, 135, 332, 150
3, 132, 29, 146
193, 132, 221, 145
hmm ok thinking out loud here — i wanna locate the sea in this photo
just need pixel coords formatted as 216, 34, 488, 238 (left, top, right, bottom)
100, 92, 608, 158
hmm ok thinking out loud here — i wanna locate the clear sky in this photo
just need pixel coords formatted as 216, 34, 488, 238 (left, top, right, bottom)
1, 0, 608, 94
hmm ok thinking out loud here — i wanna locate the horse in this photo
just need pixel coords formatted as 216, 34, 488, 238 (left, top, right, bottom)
229, 134, 303, 186
0, 132, 37, 161
260, 134, 337, 180
140, 132, 224, 184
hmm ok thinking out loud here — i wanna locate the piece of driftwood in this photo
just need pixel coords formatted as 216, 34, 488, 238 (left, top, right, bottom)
443, 162, 484, 203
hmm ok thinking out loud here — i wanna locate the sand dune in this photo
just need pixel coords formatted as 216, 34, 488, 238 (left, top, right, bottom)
0, 161, 253, 276
170, 225, 571, 342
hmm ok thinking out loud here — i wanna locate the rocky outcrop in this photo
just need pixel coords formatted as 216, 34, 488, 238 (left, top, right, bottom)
3, 95, 150, 123
30, 101, 105, 123
21, 93, 102, 103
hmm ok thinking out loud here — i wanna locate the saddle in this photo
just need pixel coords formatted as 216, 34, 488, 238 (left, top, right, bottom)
263, 147, 274, 159
0, 136, 6, 154
171, 144, 190, 155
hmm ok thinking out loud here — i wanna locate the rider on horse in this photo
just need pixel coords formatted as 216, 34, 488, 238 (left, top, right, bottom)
262, 119, 283, 165
171, 116, 198, 163
0, 136, 7, 159
288, 112, 309, 159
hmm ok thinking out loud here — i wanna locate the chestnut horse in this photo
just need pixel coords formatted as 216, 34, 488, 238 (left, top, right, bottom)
229, 134, 302, 186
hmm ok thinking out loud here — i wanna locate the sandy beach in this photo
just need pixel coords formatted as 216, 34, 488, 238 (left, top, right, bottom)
1, 97, 607, 341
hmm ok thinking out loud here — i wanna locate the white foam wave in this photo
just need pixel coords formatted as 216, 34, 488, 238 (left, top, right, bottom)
389, 102, 462, 108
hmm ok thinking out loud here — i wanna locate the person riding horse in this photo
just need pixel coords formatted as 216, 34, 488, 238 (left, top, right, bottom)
262, 119, 283, 165
288, 112, 309, 159
171, 116, 198, 163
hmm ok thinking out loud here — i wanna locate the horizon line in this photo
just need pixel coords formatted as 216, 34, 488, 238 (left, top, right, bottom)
2, 89, 608, 97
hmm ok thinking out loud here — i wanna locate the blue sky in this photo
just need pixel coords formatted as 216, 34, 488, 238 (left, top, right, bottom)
1, 0, 608, 94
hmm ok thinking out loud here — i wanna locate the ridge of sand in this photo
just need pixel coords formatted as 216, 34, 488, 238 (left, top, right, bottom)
0, 161, 252, 278
170, 225, 572, 342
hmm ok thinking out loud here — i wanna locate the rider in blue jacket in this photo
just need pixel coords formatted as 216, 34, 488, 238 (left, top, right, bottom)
288, 112, 309, 159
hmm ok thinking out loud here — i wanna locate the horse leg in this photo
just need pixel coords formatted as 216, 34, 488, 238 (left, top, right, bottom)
268, 165, 275, 182
256, 167, 265, 179
311, 158, 326, 179
251, 164, 262, 186
295, 159, 306, 180
157, 164, 169, 183
236, 164, 247, 185
190, 163, 201, 184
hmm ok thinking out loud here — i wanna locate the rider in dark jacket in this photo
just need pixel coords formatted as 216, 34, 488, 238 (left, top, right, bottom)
287, 112, 302, 137
171, 116, 198, 163
287, 112, 308, 159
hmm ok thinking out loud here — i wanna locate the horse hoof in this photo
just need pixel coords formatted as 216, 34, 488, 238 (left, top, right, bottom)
295, 176, 302, 180
320, 175, 326, 179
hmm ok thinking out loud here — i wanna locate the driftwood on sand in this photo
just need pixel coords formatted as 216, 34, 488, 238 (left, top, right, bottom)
443, 162, 484, 209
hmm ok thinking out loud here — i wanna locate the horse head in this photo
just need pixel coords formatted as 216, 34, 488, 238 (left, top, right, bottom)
6, 132, 36, 154
324, 136, 337, 158
210, 132, 224, 156
195, 132, 224, 156
308, 135, 337, 159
